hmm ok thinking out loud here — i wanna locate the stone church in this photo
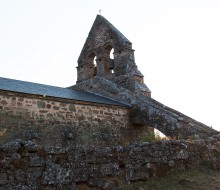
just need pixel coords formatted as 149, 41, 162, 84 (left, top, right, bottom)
0, 15, 217, 147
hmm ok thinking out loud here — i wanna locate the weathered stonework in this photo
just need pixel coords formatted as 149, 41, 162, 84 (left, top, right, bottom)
73, 15, 218, 139
0, 14, 219, 190
0, 91, 128, 126
0, 15, 217, 145
0, 91, 152, 146
0, 136, 220, 189
77, 15, 151, 96
72, 77, 218, 139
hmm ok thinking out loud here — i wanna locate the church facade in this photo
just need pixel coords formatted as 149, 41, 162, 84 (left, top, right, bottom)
0, 15, 217, 147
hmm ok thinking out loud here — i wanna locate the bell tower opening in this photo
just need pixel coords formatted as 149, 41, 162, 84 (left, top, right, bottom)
110, 48, 114, 59
93, 56, 97, 76
87, 52, 97, 77
104, 44, 114, 75
76, 15, 151, 96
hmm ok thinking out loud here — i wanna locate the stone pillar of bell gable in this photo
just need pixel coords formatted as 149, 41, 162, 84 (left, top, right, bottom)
96, 50, 112, 77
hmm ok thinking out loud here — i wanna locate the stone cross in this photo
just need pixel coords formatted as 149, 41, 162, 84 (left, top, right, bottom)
99, 9, 101, 15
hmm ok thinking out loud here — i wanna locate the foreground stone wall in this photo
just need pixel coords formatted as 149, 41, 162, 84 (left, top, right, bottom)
1, 137, 220, 189
0, 91, 152, 146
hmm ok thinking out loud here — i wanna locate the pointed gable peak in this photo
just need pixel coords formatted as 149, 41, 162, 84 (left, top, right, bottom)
76, 15, 151, 96
78, 15, 132, 62
94, 15, 131, 44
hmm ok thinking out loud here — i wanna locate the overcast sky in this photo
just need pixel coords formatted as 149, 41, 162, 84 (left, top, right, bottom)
0, 0, 220, 131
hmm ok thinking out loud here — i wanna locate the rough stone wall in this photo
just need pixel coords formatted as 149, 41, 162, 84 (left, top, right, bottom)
0, 91, 128, 126
77, 15, 151, 96
72, 77, 218, 139
1, 136, 220, 189
0, 91, 153, 146
74, 15, 218, 139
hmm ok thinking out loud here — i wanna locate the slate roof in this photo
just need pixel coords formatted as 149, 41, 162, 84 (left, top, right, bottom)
0, 77, 129, 107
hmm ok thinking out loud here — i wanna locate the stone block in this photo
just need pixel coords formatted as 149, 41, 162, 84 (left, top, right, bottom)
24, 141, 41, 152
68, 104, 76, 112
39, 110, 48, 113
1, 100, 8, 105
44, 147, 67, 155
100, 163, 119, 176
41, 164, 72, 185
14, 169, 26, 181
46, 104, 51, 109
53, 106, 60, 110
1, 141, 21, 153
37, 101, 46, 108
29, 153, 45, 167
27, 167, 43, 180
18, 97, 24, 102
0, 173, 8, 185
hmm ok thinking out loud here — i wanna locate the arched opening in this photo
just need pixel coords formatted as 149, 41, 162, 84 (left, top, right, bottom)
110, 48, 114, 74
139, 128, 169, 142
129, 106, 169, 142
93, 56, 97, 76
110, 48, 114, 59
87, 52, 97, 77
104, 45, 114, 74
154, 129, 169, 141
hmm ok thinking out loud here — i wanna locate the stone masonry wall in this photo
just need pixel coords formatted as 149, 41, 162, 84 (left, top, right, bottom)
0, 91, 128, 126
72, 77, 218, 139
0, 136, 220, 189
77, 15, 151, 95
0, 91, 151, 147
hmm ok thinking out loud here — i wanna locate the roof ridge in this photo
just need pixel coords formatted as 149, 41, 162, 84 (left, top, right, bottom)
0, 76, 66, 89
0, 77, 129, 107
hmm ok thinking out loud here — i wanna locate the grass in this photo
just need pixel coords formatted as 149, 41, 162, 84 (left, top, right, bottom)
140, 130, 169, 143
116, 162, 220, 190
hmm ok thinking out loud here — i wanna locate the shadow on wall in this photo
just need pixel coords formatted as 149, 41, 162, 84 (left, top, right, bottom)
0, 110, 152, 147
